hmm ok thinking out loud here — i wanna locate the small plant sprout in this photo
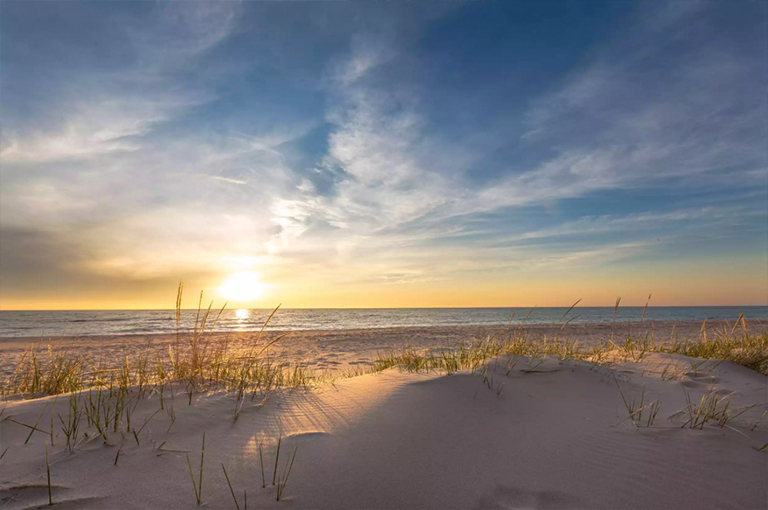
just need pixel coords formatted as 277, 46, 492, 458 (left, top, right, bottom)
680, 389, 742, 429
615, 381, 661, 427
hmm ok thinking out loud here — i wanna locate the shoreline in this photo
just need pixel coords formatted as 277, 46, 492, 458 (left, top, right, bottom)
2, 317, 764, 340
2, 319, 766, 378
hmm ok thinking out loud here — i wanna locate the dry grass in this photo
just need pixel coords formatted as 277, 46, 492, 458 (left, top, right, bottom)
1, 293, 766, 405
374, 317, 768, 377
1, 284, 318, 401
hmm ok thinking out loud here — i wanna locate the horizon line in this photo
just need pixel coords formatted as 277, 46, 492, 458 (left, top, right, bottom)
1, 304, 767, 313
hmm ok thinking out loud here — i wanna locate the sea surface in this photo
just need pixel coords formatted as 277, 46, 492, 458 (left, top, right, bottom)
0, 306, 765, 338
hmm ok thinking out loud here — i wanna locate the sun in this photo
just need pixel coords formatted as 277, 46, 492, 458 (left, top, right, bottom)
219, 271, 267, 302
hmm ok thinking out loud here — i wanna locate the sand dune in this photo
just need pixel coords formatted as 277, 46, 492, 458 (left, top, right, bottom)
1, 350, 766, 509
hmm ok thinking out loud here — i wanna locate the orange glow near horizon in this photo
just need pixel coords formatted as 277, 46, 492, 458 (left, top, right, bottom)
1, 259, 765, 311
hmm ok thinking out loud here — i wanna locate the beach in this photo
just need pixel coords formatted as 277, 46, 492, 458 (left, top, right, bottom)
1, 320, 767, 508
3, 319, 765, 378
2, 0, 766, 507
1, 348, 767, 509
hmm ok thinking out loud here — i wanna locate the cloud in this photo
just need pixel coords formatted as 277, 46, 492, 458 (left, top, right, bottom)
493, 206, 764, 246
1, 92, 207, 163
0, 2, 238, 164
128, 2, 240, 63
1, 2, 765, 305
518, 3, 766, 192
259, 2, 767, 288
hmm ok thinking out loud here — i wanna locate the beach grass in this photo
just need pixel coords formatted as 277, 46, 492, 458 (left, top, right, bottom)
1, 285, 315, 401
2, 289, 765, 404
372, 321, 768, 377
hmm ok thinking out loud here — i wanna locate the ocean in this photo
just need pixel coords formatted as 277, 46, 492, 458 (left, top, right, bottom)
0, 306, 765, 338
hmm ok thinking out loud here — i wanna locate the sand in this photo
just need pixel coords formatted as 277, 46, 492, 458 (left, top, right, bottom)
2, 319, 765, 377
1, 322, 767, 509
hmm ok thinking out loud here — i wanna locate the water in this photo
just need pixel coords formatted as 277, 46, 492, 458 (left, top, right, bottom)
0, 306, 764, 338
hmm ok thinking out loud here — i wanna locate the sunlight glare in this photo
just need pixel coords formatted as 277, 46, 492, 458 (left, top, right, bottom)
219, 272, 267, 302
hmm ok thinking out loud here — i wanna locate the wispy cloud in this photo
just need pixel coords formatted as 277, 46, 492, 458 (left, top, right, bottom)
257, 2, 767, 294
0, 1, 765, 306
1, 2, 238, 163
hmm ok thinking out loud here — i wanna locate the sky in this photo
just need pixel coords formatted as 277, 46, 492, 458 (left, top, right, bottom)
0, 1, 766, 310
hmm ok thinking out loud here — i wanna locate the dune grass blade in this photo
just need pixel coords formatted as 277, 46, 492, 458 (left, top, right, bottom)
272, 434, 281, 486
259, 442, 266, 488
198, 431, 205, 503
186, 453, 199, 505
45, 443, 52, 506
8, 418, 48, 438
26, 404, 49, 444
277, 445, 298, 501
559, 298, 582, 322
186, 431, 205, 505
641, 294, 652, 323
222, 464, 241, 510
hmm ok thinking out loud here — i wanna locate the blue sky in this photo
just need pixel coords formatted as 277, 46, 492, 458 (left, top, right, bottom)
1, 1, 766, 308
